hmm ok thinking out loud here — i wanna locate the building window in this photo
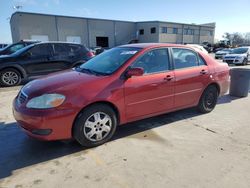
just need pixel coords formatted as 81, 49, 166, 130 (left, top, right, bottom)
184, 29, 194, 35
139, 29, 144, 35
184, 29, 188, 35
189, 29, 194, 35
161, 27, 167, 33
151, 27, 156, 34
209, 31, 213, 36
173, 28, 178, 34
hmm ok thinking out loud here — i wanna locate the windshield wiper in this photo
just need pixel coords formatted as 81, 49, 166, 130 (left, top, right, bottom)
77, 67, 109, 76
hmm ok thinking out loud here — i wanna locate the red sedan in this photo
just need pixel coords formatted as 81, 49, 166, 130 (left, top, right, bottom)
13, 43, 229, 147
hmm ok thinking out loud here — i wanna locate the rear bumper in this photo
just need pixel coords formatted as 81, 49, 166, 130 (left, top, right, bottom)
13, 98, 77, 141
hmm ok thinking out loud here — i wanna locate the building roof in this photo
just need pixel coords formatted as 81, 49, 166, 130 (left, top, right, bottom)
11, 11, 215, 28
10, 11, 135, 23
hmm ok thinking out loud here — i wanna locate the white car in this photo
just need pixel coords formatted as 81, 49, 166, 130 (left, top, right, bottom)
223, 47, 250, 65
215, 49, 232, 59
187, 44, 208, 54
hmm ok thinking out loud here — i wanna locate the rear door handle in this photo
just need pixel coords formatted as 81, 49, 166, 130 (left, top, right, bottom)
200, 69, 208, 75
164, 75, 174, 81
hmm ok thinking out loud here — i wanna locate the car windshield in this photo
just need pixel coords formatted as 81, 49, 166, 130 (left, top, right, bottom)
78, 47, 141, 75
12, 44, 34, 56
223, 49, 231, 52
231, 48, 248, 54
0, 44, 11, 51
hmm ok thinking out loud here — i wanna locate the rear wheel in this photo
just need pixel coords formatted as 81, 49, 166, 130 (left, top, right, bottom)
73, 104, 117, 147
0, 68, 22, 87
197, 85, 218, 113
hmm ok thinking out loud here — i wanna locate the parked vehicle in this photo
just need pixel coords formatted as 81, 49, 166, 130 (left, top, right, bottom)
0, 43, 8, 49
90, 46, 105, 55
13, 43, 229, 147
215, 48, 232, 59
223, 47, 250, 65
186, 44, 208, 54
201, 42, 213, 53
0, 42, 94, 86
0, 40, 39, 56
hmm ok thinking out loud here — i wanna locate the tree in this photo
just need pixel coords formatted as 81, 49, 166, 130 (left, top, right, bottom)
223, 32, 250, 46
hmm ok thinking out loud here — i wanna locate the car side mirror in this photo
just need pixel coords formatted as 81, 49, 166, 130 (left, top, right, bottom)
126, 67, 144, 78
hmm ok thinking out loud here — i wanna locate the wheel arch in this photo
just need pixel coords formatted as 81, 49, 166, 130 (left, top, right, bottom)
0, 65, 27, 79
72, 101, 121, 136
199, 82, 220, 101
207, 82, 221, 95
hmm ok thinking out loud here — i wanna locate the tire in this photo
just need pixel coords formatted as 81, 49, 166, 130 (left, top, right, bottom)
0, 68, 22, 87
197, 85, 218, 113
73, 104, 118, 147
243, 59, 248, 66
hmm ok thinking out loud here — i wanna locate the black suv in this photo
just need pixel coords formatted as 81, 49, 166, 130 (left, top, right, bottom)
0, 40, 39, 56
0, 42, 94, 86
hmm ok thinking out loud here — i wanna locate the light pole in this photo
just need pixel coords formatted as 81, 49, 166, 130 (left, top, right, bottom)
13, 5, 23, 11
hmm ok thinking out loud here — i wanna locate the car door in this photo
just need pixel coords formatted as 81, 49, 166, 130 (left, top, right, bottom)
124, 48, 175, 121
48, 43, 73, 70
171, 48, 210, 109
20, 43, 53, 76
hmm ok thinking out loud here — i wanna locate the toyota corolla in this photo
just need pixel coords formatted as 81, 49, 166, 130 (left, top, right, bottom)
13, 43, 229, 147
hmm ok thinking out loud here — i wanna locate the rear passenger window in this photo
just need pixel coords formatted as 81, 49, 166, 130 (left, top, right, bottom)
69, 44, 85, 53
132, 48, 170, 74
172, 48, 199, 69
53, 44, 68, 55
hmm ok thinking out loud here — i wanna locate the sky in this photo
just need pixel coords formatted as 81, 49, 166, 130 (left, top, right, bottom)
0, 0, 250, 43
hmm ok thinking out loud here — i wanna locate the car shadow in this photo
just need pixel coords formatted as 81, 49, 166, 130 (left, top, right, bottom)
217, 94, 241, 104
0, 107, 201, 179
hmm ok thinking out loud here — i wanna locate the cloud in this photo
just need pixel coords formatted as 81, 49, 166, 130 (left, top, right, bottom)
13, 0, 37, 6
52, 0, 60, 5
74, 8, 99, 17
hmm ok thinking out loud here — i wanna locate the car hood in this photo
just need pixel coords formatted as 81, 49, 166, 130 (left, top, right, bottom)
224, 53, 247, 58
0, 54, 14, 62
22, 69, 107, 97
216, 51, 229, 54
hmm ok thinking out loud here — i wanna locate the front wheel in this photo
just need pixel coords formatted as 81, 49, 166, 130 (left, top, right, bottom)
243, 59, 248, 66
73, 104, 117, 147
0, 68, 22, 87
197, 85, 218, 113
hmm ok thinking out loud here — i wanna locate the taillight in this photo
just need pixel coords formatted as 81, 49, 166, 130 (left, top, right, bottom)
86, 51, 94, 58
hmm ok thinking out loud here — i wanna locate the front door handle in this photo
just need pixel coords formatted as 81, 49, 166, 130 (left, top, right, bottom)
200, 69, 208, 75
164, 75, 174, 81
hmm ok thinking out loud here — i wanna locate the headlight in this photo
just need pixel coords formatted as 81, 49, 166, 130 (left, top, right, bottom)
26, 94, 66, 109
236, 56, 244, 60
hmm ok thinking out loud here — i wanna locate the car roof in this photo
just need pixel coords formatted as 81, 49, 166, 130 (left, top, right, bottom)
120, 43, 190, 49
32, 41, 84, 46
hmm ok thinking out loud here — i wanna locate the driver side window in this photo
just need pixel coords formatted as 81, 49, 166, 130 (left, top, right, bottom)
131, 48, 170, 74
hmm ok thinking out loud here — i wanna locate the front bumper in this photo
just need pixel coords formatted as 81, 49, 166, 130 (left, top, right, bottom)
223, 58, 244, 64
215, 54, 224, 59
13, 98, 77, 141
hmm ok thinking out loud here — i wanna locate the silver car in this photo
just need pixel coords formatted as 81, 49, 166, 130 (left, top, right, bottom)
215, 49, 231, 59
223, 47, 250, 65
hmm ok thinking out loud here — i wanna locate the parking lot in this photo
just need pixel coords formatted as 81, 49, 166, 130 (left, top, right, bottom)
0, 58, 250, 188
